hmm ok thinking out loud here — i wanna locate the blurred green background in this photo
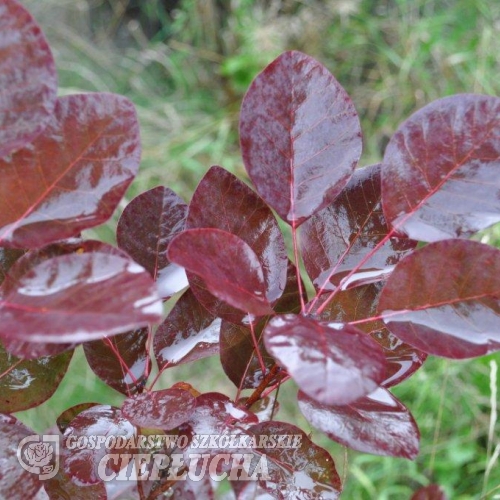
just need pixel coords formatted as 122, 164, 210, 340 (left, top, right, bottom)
16, 0, 500, 498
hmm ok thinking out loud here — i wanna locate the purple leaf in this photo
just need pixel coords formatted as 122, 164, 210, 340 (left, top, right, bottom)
382, 94, 500, 241
378, 239, 500, 358
121, 387, 196, 430
0, 252, 162, 343
153, 288, 220, 370
240, 50, 362, 225
300, 164, 416, 291
411, 484, 449, 500
168, 228, 273, 316
62, 405, 136, 485
248, 421, 342, 499
0, 342, 73, 412
117, 186, 188, 298
0, 93, 141, 248
263, 314, 386, 405
312, 283, 427, 387
83, 328, 149, 396
0, 0, 57, 157
57, 403, 99, 434
298, 388, 420, 459
185, 166, 287, 321
0, 414, 41, 498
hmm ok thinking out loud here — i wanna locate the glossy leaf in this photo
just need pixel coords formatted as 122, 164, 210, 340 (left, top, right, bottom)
0, 93, 141, 248
0, 414, 41, 498
0, 252, 162, 343
379, 239, 500, 358
411, 484, 449, 500
312, 283, 427, 387
185, 166, 287, 321
121, 387, 196, 430
300, 164, 416, 291
168, 228, 273, 316
382, 94, 500, 241
0, 0, 57, 157
248, 421, 341, 499
0, 342, 73, 412
57, 403, 99, 434
240, 50, 362, 225
83, 328, 149, 396
298, 388, 420, 459
154, 288, 220, 370
117, 186, 188, 298
263, 314, 386, 405
62, 405, 136, 485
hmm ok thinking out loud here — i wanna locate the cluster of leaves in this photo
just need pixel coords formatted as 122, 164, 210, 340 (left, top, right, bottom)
1, 1, 499, 498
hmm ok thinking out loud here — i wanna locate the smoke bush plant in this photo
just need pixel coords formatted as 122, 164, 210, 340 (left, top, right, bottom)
0, 0, 499, 498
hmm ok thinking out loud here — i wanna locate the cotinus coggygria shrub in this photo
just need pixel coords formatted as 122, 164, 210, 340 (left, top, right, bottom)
0, 1, 499, 498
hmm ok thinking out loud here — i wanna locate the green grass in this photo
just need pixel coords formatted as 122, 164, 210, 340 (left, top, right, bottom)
14, 0, 500, 497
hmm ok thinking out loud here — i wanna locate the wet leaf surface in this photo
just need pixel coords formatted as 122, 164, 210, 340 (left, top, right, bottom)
264, 314, 386, 405
382, 94, 500, 241
0, 93, 140, 248
0, 0, 57, 157
379, 239, 500, 358
298, 387, 420, 459
240, 50, 362, 225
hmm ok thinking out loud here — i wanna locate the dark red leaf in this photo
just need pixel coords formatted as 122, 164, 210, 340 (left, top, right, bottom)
300, 164, 416, 291
247, 421, 342, 499
378, 239, 500, 358
153, 288, 220, 370
382, 94, 500, 241
298, 388, 420, 459
185, 166, 287, 321
168, 228, 273, 316
0, 341, 73, 412
121, 387, 196, 430
0, 414, 41, 498
0, 251, 162, 343
0, 0, 57, 157
62, 405, 136, 485
240, 50, 361, 225
83, 328, 149, 396
263, 314, 386, 405
117, 186, 188, 298
44, 467, 107, 500
312, 283, 427, 387
57, 403, 99, 434
0, 93, 140, 248
411, 484, 449, 500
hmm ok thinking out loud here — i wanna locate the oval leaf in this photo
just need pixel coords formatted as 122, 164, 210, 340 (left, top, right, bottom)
168, 228, 273, 316
300, 163, 416, 291
0, 93, 140, 248
382, 94, 500, 241
117, 186, 188, 298
121, 387, 196, 430
0, 414, 41, 498
378, 239, 500, 358
185, 166, 287, 320
263, 314, 386, 405
0, 0, 57, 157
0, 252, 162, 343
312, 283, 427, 387
240, 50, 362, 225
248, 421, 341, 499
298, 388, 420, 459
83, 327, 149, 396
154, 288, 220, 369
0, 342, 73, 412
62, 405, 136, 485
